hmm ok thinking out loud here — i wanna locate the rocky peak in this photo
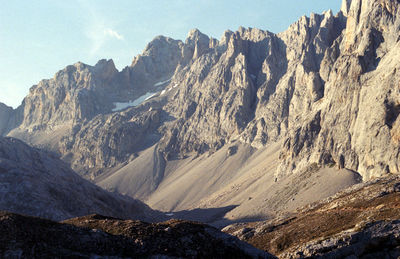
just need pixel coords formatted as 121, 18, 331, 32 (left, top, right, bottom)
183, 28, 211, 61
94, 59, 118, 79
341, 0, 352, 16
140, 35, 183, 57
344, 0, 399, 54
130, 35, 183, 85
186, 28, 208, 43
279, 10, 344, 68
237, 27, 271, 42
219, 29, 234, 46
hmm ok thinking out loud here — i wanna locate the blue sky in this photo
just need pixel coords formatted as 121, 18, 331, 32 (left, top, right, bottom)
0, 0, 341, 108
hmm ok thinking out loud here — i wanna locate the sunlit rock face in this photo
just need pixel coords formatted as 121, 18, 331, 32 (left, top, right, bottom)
2, 0, 400, 184
278, 0, 400, 180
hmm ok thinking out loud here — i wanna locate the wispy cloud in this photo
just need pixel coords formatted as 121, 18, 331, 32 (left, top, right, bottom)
104, 28, 124, 40
76, 0, 125, 56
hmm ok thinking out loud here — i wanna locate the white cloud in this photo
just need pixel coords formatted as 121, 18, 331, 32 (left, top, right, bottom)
87, 27, 124, 55
76, 0, 124, 55
86, 25, 125, 56
104, 28, 124, 40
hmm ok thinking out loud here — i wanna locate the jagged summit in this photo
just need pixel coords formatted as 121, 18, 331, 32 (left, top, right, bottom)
341, 0, 352, 16
186, 28, 206, 39
94, 58, 117, 72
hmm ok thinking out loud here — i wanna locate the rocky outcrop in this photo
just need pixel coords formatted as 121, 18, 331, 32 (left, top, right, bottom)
0, 137, 160, 221
160, 28, 278, 156
224, 175, 400, 258
0, 212, 273, 259
125, 36, 184, 92
286, 220, 400, 258
61, 104, 163, 179
19, 60, 121, 129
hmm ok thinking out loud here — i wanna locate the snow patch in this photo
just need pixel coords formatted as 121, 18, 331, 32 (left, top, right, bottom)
160, 85, 177, 95
112, 92, 157, 112
154, 78, 172, 87
145, 93, 157, 101
166, 213, 174, 217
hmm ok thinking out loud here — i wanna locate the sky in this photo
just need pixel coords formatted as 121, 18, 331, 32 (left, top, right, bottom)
0, 0, 341, 108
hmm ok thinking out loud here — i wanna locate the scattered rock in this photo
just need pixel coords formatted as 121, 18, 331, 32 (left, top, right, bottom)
0, 211, 274, 259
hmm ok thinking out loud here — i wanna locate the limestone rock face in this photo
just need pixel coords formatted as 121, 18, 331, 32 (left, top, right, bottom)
0, 137, 160, 221
277, 0, 400, 180
155, 10, 346, 161
160, 28, 276, 156
341, 0, 352, 16
127, 36, 184, 91
61, 105, 163, 179
5, 36, 182, 139
20, 60, 121, 129
2, 0, 400, 201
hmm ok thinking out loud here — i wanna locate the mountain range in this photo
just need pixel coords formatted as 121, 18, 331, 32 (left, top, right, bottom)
1, 0, 400, 257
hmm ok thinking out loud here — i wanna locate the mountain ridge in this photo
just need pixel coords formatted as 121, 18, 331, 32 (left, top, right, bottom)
1, 0, 400, 221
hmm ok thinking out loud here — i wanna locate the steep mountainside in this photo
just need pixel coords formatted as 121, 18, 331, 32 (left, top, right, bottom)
278, 0, 400, 180
1, 0, 399, 220
0, 137, 160, 221
0, 103, 13, 136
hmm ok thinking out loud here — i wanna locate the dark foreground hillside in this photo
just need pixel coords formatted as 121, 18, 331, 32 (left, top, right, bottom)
0, 211, 272, 259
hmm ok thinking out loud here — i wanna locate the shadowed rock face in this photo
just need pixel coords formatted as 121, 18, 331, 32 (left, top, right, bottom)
0, 137, 160, 221
0, 212, 273, 259
0, 103, 13, 136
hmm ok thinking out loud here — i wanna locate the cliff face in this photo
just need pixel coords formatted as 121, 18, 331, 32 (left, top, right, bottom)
1, 1, 399, 194
19, 60, 121, 130
278, 0, 400, 180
